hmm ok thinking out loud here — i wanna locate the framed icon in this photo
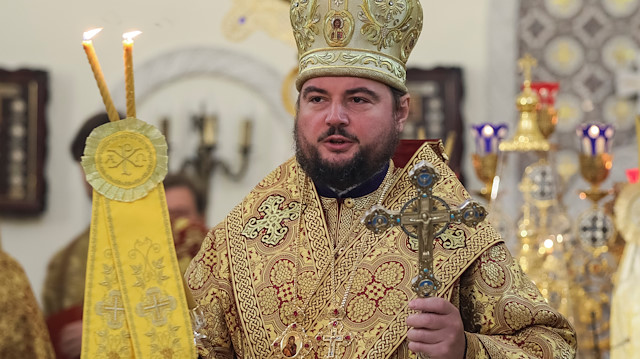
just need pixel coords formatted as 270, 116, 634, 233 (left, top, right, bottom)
0, 68, 48, 215
405, 67, 465, 183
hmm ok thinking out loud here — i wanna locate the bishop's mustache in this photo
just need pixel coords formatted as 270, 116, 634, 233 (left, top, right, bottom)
317, 126, 358, 142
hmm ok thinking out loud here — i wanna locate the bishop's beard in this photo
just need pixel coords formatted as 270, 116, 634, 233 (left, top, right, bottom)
294, 123, 399, 191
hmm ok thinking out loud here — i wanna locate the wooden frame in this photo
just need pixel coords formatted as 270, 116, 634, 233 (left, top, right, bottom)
0, 69, 48, 215
404, 67, 465, 183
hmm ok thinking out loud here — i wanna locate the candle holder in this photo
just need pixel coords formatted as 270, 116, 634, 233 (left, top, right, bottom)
179, 111, 252, 208
577, 123, 615, 205
499, 54, 550, 152
530, 82, 559, 140
471, 123, 507, 202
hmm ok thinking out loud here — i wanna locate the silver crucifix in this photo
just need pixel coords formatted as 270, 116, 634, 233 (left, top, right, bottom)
362, 161, 487, 297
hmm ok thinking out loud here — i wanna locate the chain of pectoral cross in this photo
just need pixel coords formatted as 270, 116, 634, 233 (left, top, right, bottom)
363, 161, 487, 297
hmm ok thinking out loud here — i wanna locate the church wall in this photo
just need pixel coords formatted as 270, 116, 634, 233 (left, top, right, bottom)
0, 0, 495, 304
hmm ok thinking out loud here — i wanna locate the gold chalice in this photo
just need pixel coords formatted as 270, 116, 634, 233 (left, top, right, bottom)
531, 82, 559, 140
579, 153, 613, 204
472, 153, 498, 202
576, 123, 615, 204
471, 123, 507, 202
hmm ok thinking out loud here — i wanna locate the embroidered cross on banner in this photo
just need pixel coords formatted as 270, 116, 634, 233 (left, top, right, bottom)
362, 161, 487, 297
96, 290, 126, 329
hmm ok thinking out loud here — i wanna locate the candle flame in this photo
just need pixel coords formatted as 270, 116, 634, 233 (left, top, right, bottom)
83, 28, 103, 41
481, 124, 494, 137
123, 31, 142, 42
543, 238, 554, 249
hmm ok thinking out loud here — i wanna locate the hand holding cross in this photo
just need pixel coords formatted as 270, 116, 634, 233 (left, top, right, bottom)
362, 161, 487, 297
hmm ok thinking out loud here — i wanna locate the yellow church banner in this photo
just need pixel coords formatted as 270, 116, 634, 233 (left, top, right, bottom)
80, 117, 196, 359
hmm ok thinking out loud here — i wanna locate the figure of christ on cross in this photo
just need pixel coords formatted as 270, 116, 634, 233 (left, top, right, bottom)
363, 161, 487, 297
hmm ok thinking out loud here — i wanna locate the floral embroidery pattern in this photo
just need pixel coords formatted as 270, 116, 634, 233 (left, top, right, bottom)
128, 237, 169, 288
291, 0, 320, 52
346, 261, 408, 323
504, 301, 534, 331
358, 0, 412, 50
270, 260, 295, 286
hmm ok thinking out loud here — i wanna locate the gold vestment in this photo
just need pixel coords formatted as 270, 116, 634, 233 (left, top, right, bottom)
186, 142, 577, 358
0, 248, 55, 358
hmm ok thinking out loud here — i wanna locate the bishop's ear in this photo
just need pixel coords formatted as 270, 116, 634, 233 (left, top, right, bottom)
395, 93, 411, 132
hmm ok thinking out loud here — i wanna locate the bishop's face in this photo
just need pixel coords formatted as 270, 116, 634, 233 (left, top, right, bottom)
294, 76, 409, 190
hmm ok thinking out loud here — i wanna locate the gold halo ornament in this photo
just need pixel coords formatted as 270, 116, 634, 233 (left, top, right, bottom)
614, 182, 640, 245
281, 65, 299, 117
81, 117, 168, 202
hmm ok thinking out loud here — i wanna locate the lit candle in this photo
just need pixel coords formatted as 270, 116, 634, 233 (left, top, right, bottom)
82, 28, 120, 122
122, 30, 141, 118
240, 119, 253, 148
202, 114, 217, 147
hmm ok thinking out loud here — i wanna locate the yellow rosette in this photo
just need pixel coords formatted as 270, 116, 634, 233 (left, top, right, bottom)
81, 117, 196, 359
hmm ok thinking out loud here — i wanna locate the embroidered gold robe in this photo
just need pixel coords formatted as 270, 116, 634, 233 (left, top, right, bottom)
0, 248, 55, 358
185, 142, 577, 358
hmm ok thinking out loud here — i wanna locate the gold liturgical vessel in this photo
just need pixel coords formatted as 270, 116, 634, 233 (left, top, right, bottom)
499, 53, 550, 153
531, 82, 559, 140
572, 122, 617, 359
471, 123, 508, 202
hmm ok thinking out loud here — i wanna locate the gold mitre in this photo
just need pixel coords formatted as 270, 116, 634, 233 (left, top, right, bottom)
291, 0, 423, 92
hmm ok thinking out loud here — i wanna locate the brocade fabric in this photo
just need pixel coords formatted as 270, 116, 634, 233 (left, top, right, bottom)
186, 142, 577, 358
0, 249, 55, 358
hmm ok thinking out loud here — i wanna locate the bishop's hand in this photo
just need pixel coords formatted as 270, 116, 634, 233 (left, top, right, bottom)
406, 297, 466, 359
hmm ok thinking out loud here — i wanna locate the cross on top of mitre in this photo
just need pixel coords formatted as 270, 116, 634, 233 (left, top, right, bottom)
362, 161, 487, 297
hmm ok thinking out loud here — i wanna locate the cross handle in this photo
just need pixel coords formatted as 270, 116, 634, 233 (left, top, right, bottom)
411, 267, 440, 297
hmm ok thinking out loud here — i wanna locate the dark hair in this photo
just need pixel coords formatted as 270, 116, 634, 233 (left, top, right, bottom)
163, 172, 207, 215
389, 85, 408, 114
70, 112, 122, 162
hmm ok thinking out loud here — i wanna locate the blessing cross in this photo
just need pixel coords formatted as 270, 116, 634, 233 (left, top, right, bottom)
362, 161, 487, 297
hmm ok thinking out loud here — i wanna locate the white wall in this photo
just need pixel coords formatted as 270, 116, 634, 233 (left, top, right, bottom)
0, 0, 494, 303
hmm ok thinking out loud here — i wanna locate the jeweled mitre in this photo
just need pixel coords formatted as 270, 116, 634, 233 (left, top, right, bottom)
291, 0, 423, 92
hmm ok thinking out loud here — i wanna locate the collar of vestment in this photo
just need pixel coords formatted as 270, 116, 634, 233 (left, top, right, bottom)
213, 140, 503, 358
314, 163, 389, 199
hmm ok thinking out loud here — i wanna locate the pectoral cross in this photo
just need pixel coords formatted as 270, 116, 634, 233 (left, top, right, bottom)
362, 161, 487, 297
317, 320, 352, 358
